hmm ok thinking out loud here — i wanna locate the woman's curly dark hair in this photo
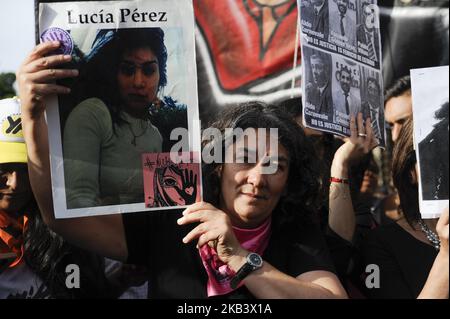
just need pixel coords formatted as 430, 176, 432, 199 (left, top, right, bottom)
72, 27, 168, 126
202, 102, 322, 234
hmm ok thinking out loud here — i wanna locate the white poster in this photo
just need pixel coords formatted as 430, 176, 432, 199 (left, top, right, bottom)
411, 66, 449, 219
39, 0, 201, 218
298, 0, 385, 146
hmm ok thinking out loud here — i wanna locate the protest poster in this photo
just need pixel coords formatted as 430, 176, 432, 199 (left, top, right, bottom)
411, 66, 449, 219
38, 0, 201, 218
299, 0, 385, 146
142, 152, 201, 209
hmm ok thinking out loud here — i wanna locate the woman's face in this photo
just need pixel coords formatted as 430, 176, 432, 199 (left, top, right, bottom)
117, 47, 160, 117
219, 131, 289, 228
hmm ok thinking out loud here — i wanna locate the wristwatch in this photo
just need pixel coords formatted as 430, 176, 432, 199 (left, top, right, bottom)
230, 252, 263, 289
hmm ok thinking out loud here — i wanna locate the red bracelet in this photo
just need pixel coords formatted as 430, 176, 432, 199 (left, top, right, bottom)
330, 177, 349, 184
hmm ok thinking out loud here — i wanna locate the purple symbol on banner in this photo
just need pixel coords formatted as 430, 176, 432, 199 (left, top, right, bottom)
40, 27, 74, 55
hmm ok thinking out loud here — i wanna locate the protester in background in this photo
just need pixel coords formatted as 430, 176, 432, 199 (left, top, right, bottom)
384, 75, 412, 143
280, 98, 382, 298
325, 113, 381, 297
362, 118, 449, 299
382, 75, 413, 223
18, 46, 347, 298
0, 97, 111, 299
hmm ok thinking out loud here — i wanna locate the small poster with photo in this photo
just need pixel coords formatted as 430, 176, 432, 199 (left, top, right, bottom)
411, 66, 449, 219
38, 0, 201, 218
298, 0, 385, 146
143, 152, 202, 208
298, 0, 381, 69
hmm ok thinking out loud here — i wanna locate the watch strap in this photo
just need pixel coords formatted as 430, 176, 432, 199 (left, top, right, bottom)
229, 253, 262, 289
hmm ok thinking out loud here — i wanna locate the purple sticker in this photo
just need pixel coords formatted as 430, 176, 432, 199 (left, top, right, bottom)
40, 27, 74, 56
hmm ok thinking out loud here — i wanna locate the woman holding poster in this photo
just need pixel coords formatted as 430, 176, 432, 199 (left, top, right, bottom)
361, 119, 448, 299
18, 44, 347, 298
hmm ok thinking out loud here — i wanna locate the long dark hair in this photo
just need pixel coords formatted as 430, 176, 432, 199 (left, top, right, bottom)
23, 201, 112, 298
72, 27, 168, 126
202, 102, 322, 234
392, 117, 420, 229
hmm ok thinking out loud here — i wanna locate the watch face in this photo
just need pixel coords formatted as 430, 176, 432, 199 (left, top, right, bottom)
248, 253, 263, 268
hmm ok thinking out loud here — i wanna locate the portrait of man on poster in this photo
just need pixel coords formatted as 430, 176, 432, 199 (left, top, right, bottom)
330, 0, 357, 48
334, 65, 359, 118
301, 0, 330, 40
362, 77, 384, 140
305, 51, 333, 120
357, 0, 380, 62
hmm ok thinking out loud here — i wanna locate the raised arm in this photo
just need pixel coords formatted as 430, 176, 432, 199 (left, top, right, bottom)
329, 113, 378, 242
17, 41, 127, 261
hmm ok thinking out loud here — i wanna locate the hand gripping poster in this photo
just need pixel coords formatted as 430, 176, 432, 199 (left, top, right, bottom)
298, 0, 385, 147
38, 0, 201, 218
411, 66, 449, 219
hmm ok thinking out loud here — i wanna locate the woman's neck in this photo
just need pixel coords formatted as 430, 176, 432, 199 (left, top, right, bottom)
396, 217, 439, 246
123, 109, 148, 120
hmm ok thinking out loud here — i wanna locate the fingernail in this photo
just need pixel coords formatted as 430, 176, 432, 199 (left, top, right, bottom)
182, 237, 187, 243
182, 209, 188, 216
64, 55, 72, 60
72, 69, 79, 76
177, 218, 183, 225
53, 41, 59, 46
65, 88, 71, 94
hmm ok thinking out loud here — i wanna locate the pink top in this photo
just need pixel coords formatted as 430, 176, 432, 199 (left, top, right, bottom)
199, 217, 271, 297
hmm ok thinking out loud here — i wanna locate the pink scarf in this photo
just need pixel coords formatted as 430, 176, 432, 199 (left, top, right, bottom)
199, 217, 271, 297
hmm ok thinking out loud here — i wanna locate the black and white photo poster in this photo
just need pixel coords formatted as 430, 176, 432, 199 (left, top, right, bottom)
299, 0, 385, 146
411, 66, 449, 219
39, 0, 201, 218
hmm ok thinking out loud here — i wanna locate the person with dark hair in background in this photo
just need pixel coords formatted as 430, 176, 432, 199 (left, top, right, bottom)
383, 75, 413, 223
361, 118, 449, 299
18, 49, 348, 298
60, 28, 187, 209
418, 101, 449, 201
305, 52, 334, 121
0, 97, 111, 299
280, 98, 383, 298
384, 75, 412, 143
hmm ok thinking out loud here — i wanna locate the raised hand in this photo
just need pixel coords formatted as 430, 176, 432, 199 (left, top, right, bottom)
173, 168, 198, 205
16, 41, 78, 120
177, 202, 248, 269
332, 112, 379, 172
